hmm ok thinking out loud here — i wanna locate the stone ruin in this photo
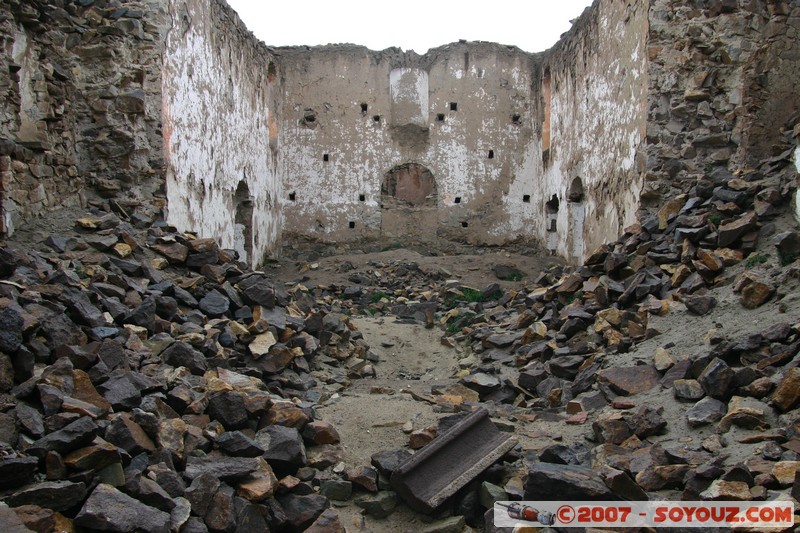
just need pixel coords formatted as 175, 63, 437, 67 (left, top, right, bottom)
2, 0, 797, 266
1, 0, 800, 532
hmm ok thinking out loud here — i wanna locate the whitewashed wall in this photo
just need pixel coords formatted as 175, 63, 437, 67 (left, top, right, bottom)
162, 0, 281, 266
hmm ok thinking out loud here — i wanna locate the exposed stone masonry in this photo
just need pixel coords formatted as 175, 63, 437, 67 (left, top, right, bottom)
0, 0, 167, 235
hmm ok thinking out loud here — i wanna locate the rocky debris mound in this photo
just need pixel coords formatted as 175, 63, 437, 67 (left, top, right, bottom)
0, 207, 362, 532
277, 131, 800, 528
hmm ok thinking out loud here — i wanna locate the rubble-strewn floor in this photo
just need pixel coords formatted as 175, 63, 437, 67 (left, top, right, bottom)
2, 140, 800, 533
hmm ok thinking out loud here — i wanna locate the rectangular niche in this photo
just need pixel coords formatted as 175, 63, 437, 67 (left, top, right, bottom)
389, 68, 429, 128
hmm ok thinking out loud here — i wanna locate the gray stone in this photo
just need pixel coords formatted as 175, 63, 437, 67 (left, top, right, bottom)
370, 448, 412, 477
183, 456, 260, 483
8, 480, 86, 512
215, 431, 264, 457
524, 462, 613, 500
255, 425, 307, 470
26, 416, 98, 458
0, 307, 23, 353
0, 456, 38, 490
687, 397, 728, 427
320, 479, 352, 501
278, 493, 329, 530
184, 473, 220, 517
698, 358, 734, 399
479, 481, 507, 509
160, 341, 208, 375
206, 392, 248, 430
75, 483, 171, 533
355, 490, 397, 518
198, 290, 230, 317
673, 379, 705, 401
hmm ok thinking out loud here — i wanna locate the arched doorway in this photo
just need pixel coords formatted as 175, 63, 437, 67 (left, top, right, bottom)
234, 181, 253, 264
545, 194, 559, 255
380, 163, 438, 247
568, 177, 586, 262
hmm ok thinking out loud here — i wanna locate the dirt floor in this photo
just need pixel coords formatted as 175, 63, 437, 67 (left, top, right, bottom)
267, 248, 568, 532
265, 237, 800, 531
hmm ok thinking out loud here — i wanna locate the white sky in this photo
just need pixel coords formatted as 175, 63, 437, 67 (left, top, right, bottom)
225, 0, 596, 54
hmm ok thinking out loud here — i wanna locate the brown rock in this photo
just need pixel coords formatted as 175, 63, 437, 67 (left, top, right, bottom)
735, 272, 775, 309
658, 194, 687, 230
696, 248, 724, 272
302, 421, 341, 445
740, 280, 775, 309
597, 365, 660, 396
684, 295, 717, 316
237, 458, 278, 502
653, 347, 675, 372
11, 505, 64, 533
64, 438, 120, 472
771, 368, 800, 412
700, 479, 751, 501
264, 402, 311, 429
346, 466, 378, 492
718, 397, 770, 433
305, 509, 345, 533
592, 412, 632, 445
635, 465, 690, 491
150, 242, 188, 264
718, 211, 758, 248
307, 444, 343, 469
408, 427, 437, 449
566, 411, 589, 425
673, 379, 705, 401
772, 462, 800, 487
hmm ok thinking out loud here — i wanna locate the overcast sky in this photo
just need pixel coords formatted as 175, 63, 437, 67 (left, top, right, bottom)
225, 0, 596, 54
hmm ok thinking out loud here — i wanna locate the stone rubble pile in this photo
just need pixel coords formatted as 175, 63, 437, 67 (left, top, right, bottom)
285, 131, 800, 529
0, 205, 379, 532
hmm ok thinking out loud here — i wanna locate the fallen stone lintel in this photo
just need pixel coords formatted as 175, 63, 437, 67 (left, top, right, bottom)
390, 407, 517, 513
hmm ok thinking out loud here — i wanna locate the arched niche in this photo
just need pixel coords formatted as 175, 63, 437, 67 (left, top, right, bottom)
234, 180, 253, 264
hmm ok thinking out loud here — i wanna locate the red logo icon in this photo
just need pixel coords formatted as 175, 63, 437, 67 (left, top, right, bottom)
557, 505, 576, 524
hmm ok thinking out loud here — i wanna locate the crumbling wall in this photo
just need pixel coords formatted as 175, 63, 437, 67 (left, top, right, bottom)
162, 0, 281, 266
277, 43, 541, 255
645, 0, 800, 205
0, 0, 168, 235
535, 0, 649, 262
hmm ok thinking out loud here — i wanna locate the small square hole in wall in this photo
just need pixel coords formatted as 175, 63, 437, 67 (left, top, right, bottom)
461, 221, 469, 228
323, 154, 329, 162
454, 197, 462, 204
488, 150, 495, 159
349, 221, 356, 229
436, 113, 445, 122
450, 102, 458, 111
289, 192, 296, 201
523, 194, 531, 203
360, 103, 368, 113
359, 194, 366, 202
373, 115, 381, 123
512, 113, 521, 124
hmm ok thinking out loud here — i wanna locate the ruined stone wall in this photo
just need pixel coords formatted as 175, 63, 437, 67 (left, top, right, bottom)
276, 43, 542, 256
276, 1, 651, 261
535, 0, 650, 263
163, 0, 281, 265
0, 0, 168, 235
644, 0, 800, 205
